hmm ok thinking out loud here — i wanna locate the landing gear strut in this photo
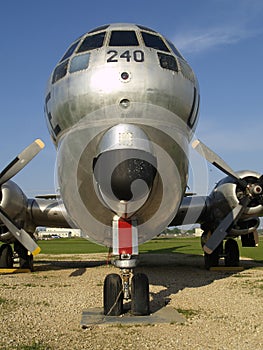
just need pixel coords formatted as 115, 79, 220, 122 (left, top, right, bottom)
104, 217, 150, 316
14, 241, 34, 271
103, 256, 150, 316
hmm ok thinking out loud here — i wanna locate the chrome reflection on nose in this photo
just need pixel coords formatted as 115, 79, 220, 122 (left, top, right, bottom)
93, 124, 157, 204
94, 150, 157, 201
111, 156, 156, 201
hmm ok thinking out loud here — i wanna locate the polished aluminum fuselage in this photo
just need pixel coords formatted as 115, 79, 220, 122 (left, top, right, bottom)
45, 23, 199, 247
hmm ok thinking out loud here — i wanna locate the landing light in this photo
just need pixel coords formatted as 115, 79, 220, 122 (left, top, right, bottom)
254, 185, 262, 194
121, 72, 129, 80
120, 99, 130, 109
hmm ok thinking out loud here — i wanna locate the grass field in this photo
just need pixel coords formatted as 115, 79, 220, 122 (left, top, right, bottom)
36, 236, 263, 262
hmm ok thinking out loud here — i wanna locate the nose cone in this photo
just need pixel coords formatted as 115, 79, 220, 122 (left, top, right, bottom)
111, 157, 156, 201
94, 150, 157, 202
93, 124, 157, 215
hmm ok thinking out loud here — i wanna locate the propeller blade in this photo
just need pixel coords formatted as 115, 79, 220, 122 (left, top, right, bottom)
0, 139, 45, 186
0, 208, 41, 256
203, 197, 250, 254
192, 140, 246, 187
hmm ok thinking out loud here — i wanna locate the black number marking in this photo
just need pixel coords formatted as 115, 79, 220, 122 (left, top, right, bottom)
120, 50, 132, 62
107, 50, 118, 62
107, 50, 145, 63
134, 50, 144, 62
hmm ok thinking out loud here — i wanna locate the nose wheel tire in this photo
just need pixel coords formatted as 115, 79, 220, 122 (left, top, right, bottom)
131, 273, 150, 316
103, 273, 123, 316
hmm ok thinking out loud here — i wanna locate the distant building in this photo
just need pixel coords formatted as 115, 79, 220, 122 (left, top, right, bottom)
37, 227, 82, 239
193, 227, 203, 237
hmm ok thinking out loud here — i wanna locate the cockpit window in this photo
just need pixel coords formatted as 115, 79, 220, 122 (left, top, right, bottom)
69, 53, 90, 73
109, 31, 139, 46
52, 59, 69, 83
59, 40, 80, 63
137, 25, 156, 33
167, 40, 184, 60
77, 32, 106, 53
179, 58, 196, 83
158, 53, 178, 72
88, 25, 109, 33
142, 32, 170, 52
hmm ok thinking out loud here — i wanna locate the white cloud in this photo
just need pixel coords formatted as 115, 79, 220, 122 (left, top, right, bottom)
172, 0, 263, 55
173, 25, 259, 54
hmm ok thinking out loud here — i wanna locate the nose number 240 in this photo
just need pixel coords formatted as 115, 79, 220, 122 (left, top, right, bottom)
107, 50, 144, 63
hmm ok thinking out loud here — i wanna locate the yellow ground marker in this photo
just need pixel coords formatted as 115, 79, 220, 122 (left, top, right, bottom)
210, 266, 244, 272
0, 268, 31, 274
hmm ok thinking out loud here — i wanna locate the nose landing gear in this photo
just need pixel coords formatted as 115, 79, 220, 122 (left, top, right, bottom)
103, 216, 150, 317
103, 256, 150, 316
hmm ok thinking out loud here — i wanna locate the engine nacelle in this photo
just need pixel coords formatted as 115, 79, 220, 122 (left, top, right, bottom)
230, 217, 260, 236
0, 180, 28, 243
207, 170, 263, 234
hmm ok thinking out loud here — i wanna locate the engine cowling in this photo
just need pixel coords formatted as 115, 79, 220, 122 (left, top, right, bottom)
230, 217, 260, 235
208, 170, 263, 235
0, 180, 28, 243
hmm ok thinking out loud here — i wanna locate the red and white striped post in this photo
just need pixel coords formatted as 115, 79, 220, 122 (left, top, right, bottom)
112, 216, 138, 255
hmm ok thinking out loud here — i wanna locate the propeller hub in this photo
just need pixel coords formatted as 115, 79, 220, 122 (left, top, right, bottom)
253, 185, 262, 194
248, 184, 262, 195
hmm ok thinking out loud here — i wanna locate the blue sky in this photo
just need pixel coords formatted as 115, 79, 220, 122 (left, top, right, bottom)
0, 0, 262, 196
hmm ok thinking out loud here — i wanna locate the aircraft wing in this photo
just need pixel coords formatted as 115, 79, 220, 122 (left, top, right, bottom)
169, 195, 208, 227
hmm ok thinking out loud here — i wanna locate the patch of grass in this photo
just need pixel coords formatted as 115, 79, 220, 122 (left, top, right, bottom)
0, 297, 17, 309
17, 342, 52, 350
37, 237, 204, 256
23, 283, 37, 288
0, 283, 17, 290
232, 273, 252, 278
177, 308, 199, 318
110, 323, 130, 329
237, 239, 263, 261
0, 297, 8, 305
36, 301, 50, 307
251, 279, 263, 291
140, 237, 203, 255
232, 278, 263, 294
38, 238, 107, 254
29, 236, 263, 262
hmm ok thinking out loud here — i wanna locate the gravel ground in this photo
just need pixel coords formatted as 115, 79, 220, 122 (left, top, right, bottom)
0, 253, 263, 350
